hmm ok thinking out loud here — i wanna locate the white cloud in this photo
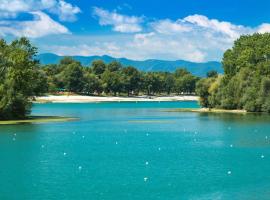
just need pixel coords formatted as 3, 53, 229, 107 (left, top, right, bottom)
92, 7, 143, 33
183, 14, 251, 39
0, 11, 69, 38
0, 0, 80, 22
43, 42, 122, 57
49, 0, 81, 22
151, 19, 191, 34
37, 13, 270, 62
257, 23, 270, 33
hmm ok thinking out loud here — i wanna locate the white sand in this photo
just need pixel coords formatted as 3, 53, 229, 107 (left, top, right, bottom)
35, 95, 198, 103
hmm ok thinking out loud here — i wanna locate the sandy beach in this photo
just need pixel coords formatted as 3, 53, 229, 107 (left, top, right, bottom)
35, 95, 199, 103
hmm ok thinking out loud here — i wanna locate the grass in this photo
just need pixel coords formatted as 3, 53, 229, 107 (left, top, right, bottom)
0, 116, 79, 125
128, 120, 175, 123
165, 108, 247, 114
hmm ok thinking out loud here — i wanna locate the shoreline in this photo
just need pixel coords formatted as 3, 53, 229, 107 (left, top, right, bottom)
167, 108, 247, 114
0, 116, 78, 125
34, 95, 199, 103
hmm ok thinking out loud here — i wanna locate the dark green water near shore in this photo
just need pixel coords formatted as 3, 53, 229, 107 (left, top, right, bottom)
1, 102, 270, 199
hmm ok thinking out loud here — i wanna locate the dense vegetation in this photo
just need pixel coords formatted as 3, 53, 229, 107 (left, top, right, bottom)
42, 57, 199, 96
0, 38, 200, 120
0, 38, 46, 120
196, 33, 270, 113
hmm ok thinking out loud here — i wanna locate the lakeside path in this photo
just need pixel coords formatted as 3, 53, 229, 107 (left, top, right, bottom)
35, 95, 199, 103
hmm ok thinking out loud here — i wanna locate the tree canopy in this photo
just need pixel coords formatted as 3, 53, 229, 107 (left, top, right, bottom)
0, 38, 46, 119
196, 33, 270, 112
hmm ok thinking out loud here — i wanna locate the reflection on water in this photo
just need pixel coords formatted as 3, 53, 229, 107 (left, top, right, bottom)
0, 102, 270, 200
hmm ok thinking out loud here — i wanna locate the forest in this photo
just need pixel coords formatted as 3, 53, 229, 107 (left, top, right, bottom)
196, 33, 270, 113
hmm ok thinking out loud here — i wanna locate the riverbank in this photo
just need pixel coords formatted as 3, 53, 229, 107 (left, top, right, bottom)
167, 108, 247, 114
35, 95, 199, 103
0, 116, 78, 125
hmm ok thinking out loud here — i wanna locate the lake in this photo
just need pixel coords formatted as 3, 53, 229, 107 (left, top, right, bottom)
1, 101, 270, 200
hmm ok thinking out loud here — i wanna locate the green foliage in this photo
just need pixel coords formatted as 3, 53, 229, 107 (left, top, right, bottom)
207, 70, 218, 78
0, 38, 45, 119
196, 33, 270, 112
60, 60, 84, 93
92, 60, 106, 76
45, 58, 199, 96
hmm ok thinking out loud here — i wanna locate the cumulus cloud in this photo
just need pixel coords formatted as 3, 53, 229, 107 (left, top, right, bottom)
47, 14, 270, 62
0, 11, 69, 38
49, 0, 81, 22
92, 7, 143, 33
0, 0, 80, 22
44, 42, 121, 57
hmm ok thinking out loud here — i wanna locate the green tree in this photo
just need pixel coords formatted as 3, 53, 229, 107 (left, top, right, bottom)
83, 72, 103, 95
107, 61, 122, 72
102, 70, 123, 96
207, 70, 218, 78
92, 60, 106, 76
196, 33, 270, 112
122, 66, 141, 96
0, 38, 43, 119
60, 62, 84, 93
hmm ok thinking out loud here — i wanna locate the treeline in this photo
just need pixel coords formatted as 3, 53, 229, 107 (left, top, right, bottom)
196, 33, 270, 113
0, 37, 202, 120
42, 58, 199, 96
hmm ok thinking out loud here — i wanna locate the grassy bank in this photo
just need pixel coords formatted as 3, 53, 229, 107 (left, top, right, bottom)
0, 116, 79, 125
166, 108, 247, 114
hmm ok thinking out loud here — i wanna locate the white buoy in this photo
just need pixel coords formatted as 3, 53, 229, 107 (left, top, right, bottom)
158, 147, 161, 151
78, 166, 82, 170
12, 137, 16, 141
115, 141, 118, 145
230, 144, 233, 148
145, 161, 149, 165
82, 136, 85, 139
41, 145, 45, 148
14, 133, 16, 136
63, 152, 67, 156
144, 177, 148, 182
261, 155, 265, 159
227, 171, 232, 175
265, 136, 268, 140
146, 133, 149, 136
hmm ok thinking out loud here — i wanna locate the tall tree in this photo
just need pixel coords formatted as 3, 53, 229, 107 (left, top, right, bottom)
0, 38, 43, 119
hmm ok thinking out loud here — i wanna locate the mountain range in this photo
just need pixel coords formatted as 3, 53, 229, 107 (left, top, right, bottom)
37, 53, 223, 77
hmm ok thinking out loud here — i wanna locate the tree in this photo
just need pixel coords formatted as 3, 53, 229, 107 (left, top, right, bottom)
175, 68, 190, 78
83, 72, 103, 95
0, 38, 43, 119
122, 66, 141, 96
107, 61, 122, 72
196, 33, 270, 112
207, 70, 218, 78
163, 73, 175, 95
92, 60, 106, 76
101, 70, 123, 96
60, 62, 84, 93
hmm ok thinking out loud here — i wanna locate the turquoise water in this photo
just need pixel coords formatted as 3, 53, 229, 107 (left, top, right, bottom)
1, 102, 270, 199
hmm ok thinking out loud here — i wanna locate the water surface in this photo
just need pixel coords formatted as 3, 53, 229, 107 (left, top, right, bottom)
1, 102, 270, 200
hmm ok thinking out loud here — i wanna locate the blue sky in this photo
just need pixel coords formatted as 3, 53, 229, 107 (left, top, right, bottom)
1, 0, 270, 62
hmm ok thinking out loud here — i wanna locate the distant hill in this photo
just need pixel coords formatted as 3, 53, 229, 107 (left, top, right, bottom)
37, 53, 222, 77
